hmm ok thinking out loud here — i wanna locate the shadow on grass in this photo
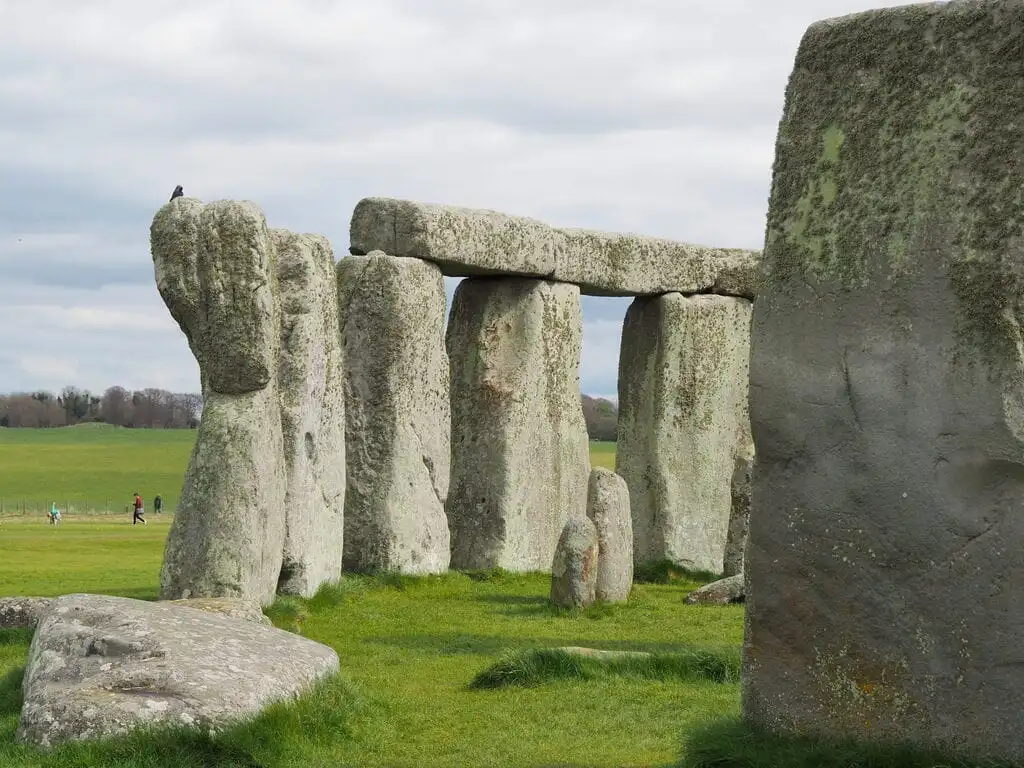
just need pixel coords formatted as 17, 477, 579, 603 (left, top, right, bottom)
0, 666, 24, 718
474, 594, 549, 606
470, 646, 740, 689
678, 718, 1016, 768
634, 560, 721, 586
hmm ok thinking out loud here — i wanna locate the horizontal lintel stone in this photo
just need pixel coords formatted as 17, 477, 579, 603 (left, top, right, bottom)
349, 197, 760, 299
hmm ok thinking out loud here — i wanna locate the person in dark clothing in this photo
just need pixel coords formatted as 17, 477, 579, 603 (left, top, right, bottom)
132, 492, 147, 526
153, 495, 162, 514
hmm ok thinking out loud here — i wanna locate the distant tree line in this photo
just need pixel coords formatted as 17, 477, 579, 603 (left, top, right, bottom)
0, 387, 616, 435
0, 387, 202, 429
582, 395, 618, 441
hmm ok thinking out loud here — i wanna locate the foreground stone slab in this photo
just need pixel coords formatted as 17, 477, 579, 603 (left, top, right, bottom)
617, 293, 752, 572
550, 517, 599, 609
274, 230, 346, 595
350, 197, 759, 298
16, 594, 338, 749
337, 253, 450, 574
447, 277, 591, 571
152, 200, 287, 606
0, 597, 52, 629
586, 468, 633, 603
744, 3, 1024, 762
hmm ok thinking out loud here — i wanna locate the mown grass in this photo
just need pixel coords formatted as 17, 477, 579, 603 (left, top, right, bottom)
589, 439, 616, 469
0, 425, 195, 514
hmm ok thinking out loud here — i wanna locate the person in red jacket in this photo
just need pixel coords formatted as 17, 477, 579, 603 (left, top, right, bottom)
132, 492, 147, 526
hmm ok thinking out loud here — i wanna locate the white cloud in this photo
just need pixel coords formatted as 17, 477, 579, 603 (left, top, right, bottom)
0, 0, 922, 395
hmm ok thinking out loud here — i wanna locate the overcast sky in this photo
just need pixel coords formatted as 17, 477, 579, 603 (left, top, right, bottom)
0, 0, 918, 401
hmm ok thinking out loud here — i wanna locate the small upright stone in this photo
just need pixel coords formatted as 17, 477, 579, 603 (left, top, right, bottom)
722, 454, 752, 578
586, 468, 633, 603
550, 517, 599, 609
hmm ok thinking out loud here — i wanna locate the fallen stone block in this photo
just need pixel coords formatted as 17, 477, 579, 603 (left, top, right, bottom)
15, 594, 338, 749
684, 574, 744, 605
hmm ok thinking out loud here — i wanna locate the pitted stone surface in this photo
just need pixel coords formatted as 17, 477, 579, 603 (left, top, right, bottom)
0, 597, 53, 629
15, 594, 338, 749
684, 574, 744, 605
337, 253, 451, 574
745, 3, 1024, 762
617, 293, 752, 572
274, 230, 346, 595
163, 597, 271, 627
350, 197, 759, 298
447, 277, 591, 571
550, 517, 599, 609
586, 468, 633, 603
151, 199, 284, 605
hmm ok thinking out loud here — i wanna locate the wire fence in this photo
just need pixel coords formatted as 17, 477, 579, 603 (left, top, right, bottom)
0, 499, 176, 518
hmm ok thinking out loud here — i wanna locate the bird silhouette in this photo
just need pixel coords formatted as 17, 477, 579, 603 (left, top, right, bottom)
170, 185, 183, 201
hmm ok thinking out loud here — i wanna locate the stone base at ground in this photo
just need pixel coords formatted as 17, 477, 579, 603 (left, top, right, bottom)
446, 277, 590, 571
337, 253, 451, 574
16, 594, 338, 749
550, 517, 599, 609
744, 4, 1024, 762
684, 575, 744, 605
617, 293, 752, 573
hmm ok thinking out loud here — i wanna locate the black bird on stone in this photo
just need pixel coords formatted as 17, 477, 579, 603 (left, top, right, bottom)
170, 185, 183, 202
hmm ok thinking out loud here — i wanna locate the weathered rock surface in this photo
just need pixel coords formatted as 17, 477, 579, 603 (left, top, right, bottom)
684, 574, 744, 605
152, 199, 287, 606
723, 454, 752, 578
350, 197, 760, 299
586, 468, 633, 603
617, 293, 752, 573
744, 4, 1024, 762
163, 597, 271, 627
274, 230, 346, 595
550, 517, 599, 609
0, 597, 52, 629
16, 594, 338, 749
337, 253, 450, 574
447, 277, 591, 571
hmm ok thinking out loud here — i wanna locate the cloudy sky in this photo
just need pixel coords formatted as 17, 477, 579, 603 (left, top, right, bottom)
0, 0, 917, 401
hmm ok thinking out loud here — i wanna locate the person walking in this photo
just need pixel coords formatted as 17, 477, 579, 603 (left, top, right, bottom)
132, 492, 147, 526
153, 495, 162, 514
49, 502, 61, 527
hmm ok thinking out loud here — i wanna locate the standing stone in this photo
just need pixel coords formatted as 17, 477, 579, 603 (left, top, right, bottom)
337, 252, 451, 574
617, 293, 752, 573
550, 517, 599, 609
723, 454, 752, 578
152, 200, 287, 606
274, 230, 346, 596
745, 4, 1024, 762
586, 468, 633, 603
447, 277, 591, 571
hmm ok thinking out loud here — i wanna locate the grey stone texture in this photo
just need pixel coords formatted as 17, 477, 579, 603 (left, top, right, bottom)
349, 197, 760, 299
274, 230, 346, 595
616, 293, 753, 573
16, 594, 338, 749
151, 199, 346, 605
744, 3, 1024, 763
152, 199, 287, 606
586, 468, 633, 603
723, 454, 753, 578
337, 253, 451, 574
550, 517, 599, 609
446, 277, 591, 571
0, 597, 52, 629
684, 574, 744, 605
163, 597, 271, 627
